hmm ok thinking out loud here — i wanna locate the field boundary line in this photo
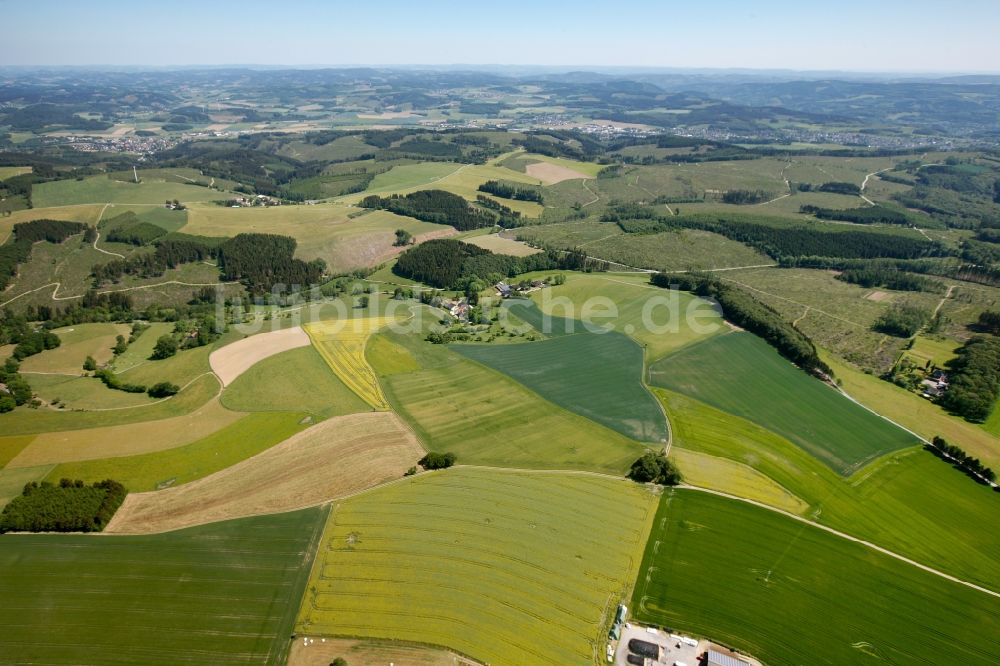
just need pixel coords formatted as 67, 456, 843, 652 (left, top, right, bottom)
679, 485, 1000, 599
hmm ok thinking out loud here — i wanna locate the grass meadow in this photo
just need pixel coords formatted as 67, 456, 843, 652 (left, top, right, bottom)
651, 332, 917, 474
514, 222, 771, 272
632, 490, 1000, 666
0, 507, 328, 665
297, 468, 657, 665
222, 345, 369, 419
32, 174, 228, 207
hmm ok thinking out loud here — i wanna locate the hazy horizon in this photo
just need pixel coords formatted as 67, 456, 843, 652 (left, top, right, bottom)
1, 0, 998, 73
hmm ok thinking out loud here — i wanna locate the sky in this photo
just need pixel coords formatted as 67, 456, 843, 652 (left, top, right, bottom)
1, 0, 997, 73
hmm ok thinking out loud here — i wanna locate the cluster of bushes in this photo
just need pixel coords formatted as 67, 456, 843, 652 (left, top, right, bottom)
0, 358, 31, 412
816, 181, 862, 195
651, 272, 830, 375
92, 368, 179, 399
360, 190, 497, 231
419, 452, 456, 470
477, 180, 544, 203
872, 302, 931, 337
0, 479, 127, 533
927, 436, 997, 485
800, 204, 912, 225
837, 266, 945, 293
11, 330, 60, 360
979, 310, 1000, 335
721, 189, 773, 205
1, 219, 86, 290
218, 233, 325, 294
938, 336, 1000, 422
628, 451, 682, 486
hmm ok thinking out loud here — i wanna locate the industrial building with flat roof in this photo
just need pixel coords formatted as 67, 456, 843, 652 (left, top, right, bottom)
707, 649, 750, 666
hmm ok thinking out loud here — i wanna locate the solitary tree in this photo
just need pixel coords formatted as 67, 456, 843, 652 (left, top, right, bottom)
82, 356, 96, 372
151, 335, 178, 360
113, 335, 128, 355
394, 228, 413, 246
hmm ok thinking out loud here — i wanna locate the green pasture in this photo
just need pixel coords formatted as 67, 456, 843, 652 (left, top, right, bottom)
632, 490, 1000, 666
297, 467, 657, 666
378, 332, 648, 474
650, 332, 918, 474
0, 507, 328, 665
222, 346, 369, 420
33, 174, 227, 207
454, 329, 668, 443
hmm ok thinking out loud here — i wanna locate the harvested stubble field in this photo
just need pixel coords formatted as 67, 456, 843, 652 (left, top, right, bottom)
106, 411, 423, 533
633, 490, 1000, 666
0, 507, 328, 666
210, 326, 312, 386
304, 317, 397, 410
296, 467, 658, 666
6, 393, 243, 468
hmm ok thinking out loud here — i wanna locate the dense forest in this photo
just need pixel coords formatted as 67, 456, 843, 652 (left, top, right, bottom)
218, 233, 325, 293
360, 190, 498, 231
393, 238, 574, 289
609, 208, 941, 260
939, 335, 1000, 422
650, 272, 830, 375
478, 180, 544, 203
0, 479, 127, 533
800, 204, 913, 225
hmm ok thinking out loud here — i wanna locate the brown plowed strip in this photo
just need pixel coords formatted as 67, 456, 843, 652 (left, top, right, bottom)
105, 412, 424, 534
210, 326, 311, 386
525, 161, 590, 184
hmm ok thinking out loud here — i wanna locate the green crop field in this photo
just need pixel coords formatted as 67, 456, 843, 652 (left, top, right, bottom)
454, 330, 668, 443
523, 273, 724, 361
661, 389, 1000, 590
44, 410, 307, 491
297, 467, 657, 665
222, 345, 369, 420
378, 332, 648, 474
32, 175, 228, 207
0, 507, 328, 666
822, 352, 1000, 470
650, 333, 918, 474
632, 490, 1000, 666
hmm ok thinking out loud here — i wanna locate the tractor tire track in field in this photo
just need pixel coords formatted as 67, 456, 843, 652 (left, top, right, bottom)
680, 485, 1000, 600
